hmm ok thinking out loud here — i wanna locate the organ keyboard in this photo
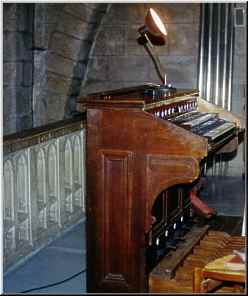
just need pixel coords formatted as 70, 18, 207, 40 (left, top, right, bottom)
77, 84, 243, 293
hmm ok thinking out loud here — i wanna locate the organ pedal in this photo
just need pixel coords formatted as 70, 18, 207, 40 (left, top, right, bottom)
149, 228, 245, 293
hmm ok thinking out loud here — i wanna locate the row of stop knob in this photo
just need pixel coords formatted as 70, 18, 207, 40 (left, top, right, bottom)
152, 101, 197, 118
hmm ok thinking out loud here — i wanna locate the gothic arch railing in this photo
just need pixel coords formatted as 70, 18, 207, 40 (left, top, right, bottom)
37, 148, 47, 230
3, 116, 86, 272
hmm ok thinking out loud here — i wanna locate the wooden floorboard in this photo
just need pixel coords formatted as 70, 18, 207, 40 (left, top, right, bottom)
149, 220, 245, 294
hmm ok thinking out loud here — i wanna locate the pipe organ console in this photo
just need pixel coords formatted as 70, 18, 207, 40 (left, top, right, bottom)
77, 84, 243, 293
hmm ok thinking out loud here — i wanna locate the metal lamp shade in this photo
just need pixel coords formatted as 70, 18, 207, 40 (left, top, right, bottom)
145, 8, 167, 37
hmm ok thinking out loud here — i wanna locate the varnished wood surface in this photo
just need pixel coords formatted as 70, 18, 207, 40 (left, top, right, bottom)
150, 224, 210, 280
79, 87, 242, 293
3, 114, 86, 154
85, 90, 208, 292
77, 88, 198, 111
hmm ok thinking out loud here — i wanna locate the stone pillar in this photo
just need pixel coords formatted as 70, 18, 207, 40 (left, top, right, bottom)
3, 3, 34, 135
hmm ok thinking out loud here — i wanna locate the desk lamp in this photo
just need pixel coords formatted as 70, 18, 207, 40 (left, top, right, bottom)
138, 8, 176, 92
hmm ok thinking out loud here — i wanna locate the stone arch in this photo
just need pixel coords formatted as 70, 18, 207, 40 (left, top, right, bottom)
47, 143, 58, 224
72, 135, 81, 185
3, 159, 15, 220
37, 148, 46, 203
16, 154, 28, 213
65, 138, 73, 188
47, 143, 57, 197
32, 3, 110, 126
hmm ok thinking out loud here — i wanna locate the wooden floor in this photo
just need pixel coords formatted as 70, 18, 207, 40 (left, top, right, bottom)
149, 215, 245, 294
207, 215, 243, 235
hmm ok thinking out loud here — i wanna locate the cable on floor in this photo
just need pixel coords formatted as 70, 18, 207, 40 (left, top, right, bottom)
19, 268, 87, 293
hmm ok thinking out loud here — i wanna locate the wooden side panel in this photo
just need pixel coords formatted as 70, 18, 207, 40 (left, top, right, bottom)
99, 149, 134, 291
145, 154, 200, 232
85, 107, 208, 293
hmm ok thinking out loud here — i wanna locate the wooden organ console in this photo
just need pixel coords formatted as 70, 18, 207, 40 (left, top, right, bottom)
77, 84, 243, 293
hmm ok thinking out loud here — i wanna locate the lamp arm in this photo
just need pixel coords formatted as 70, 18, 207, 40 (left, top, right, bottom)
144, 41, 165, 84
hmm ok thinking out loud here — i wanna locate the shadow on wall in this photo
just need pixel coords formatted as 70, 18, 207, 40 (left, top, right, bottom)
65, 4, 112, 117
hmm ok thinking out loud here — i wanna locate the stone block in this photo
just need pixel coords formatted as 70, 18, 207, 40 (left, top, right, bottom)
73, 62, 86, 79
3, 3, 18, 20
234, 28, 246, 56
68, 78, 82, 96
23, 62, 33, 87
153, 55, 198, 86
107, 55, 153, 82
232, 84, 246, 101
33, 23, 51, 49
3, 18, 17, 32
83, 3, 106, 12
3, 32, 33, 61
3, 116, 17, 136
47, 52, 76, 78
16, 113, 33, 132
231, 90, 245, 116
46, 92, 68, 122
35, 3, 62, 26
33, 50, 48, 75
3, 62, 23, 86
50, 32, 83, 61
233, 54, 246, 83
33, 88, 67, 126
93, 26, 126, 56
3, 86, 17, 115
80, 80, 142, 96
65, 95, 77, 116
15, 86, 33, 114
32, 51, 48, 104
167, 23, 199, 56
3, 86, 32, 117
63, 3, 105, 23
32, 90, 48, 127
47, 71, 71, 95
103, 4, 146, 26
46, 4, 65, 24
56, 11, 95, 41
3, 3, 33, 32
87, 55, 165, 83
50, 32, 91, 62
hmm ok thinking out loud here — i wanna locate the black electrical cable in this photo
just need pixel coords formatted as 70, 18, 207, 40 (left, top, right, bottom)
19, 268, 87, 293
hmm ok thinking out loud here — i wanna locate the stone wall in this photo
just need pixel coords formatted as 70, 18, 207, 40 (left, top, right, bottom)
225, 3, 246, 178
3, 3, 246, 135
80, 3, 201, 95
231, 3, 246, 117
3, 3, 109, 134
31, 3, 109, 127
3, 4, 34, 135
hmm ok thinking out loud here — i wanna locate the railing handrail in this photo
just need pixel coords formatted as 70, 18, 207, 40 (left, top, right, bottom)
3, 113, 86, 154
